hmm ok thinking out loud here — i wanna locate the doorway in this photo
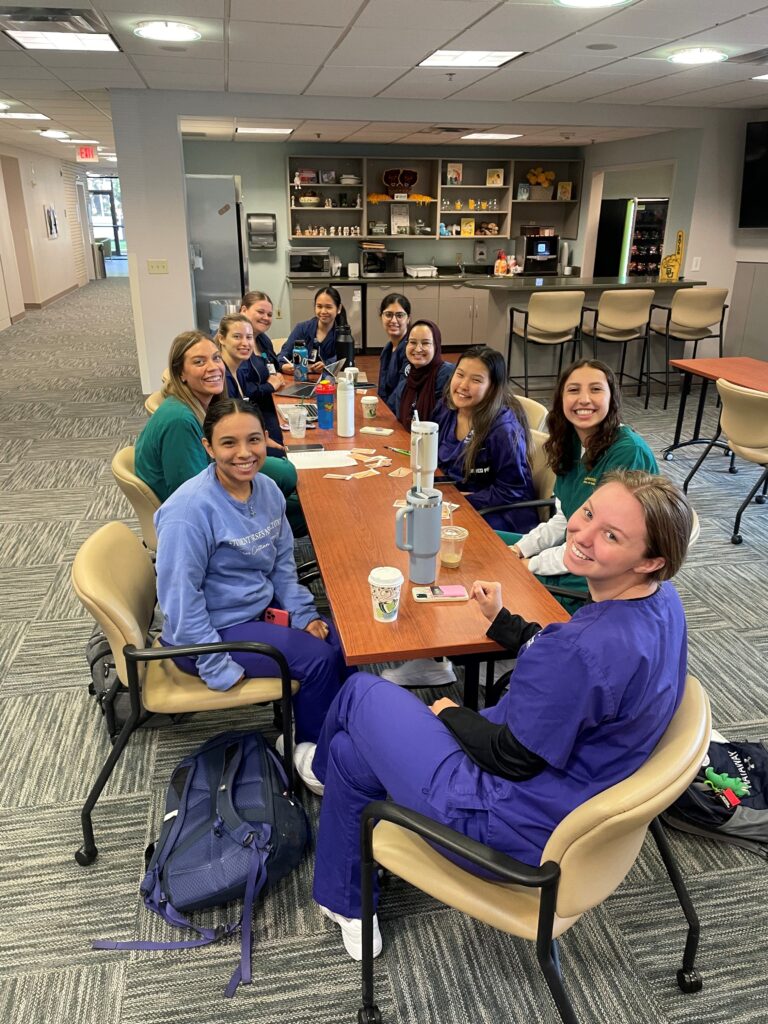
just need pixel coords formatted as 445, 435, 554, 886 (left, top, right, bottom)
87, 175, 127, 275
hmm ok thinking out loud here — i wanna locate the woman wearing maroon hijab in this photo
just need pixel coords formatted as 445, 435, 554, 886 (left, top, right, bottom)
386, 319, 454, 430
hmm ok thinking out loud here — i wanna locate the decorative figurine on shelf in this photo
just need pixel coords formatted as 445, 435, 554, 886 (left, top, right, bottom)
454, 199, 463, 211
355, 194, 362, 209
293, 172, 301, 186
468, 198, 476, 210
330, 226, 336, 236
290, 194, 295, 208
325, 197, 332, 208
295, 225, 302, 236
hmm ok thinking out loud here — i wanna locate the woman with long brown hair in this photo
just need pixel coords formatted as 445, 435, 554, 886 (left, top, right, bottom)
504, 358, 658, 605
433, 345, 536, 533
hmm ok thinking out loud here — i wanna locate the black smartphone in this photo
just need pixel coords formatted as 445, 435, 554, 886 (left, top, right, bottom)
288, 443, 325, 452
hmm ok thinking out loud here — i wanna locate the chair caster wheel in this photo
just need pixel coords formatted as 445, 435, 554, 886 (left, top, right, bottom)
731, 534, 743, 545
358, 1006, 382, 1024
663, 453, 674, 462
75, 845, 98, 866
677, 968, 703, 994
755, 495, 766, 505
728, 465, 738, 474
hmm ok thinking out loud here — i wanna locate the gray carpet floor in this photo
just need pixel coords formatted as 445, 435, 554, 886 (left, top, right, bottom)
1, 278, 767, 1023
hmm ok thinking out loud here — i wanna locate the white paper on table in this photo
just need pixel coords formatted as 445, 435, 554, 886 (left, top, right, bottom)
286, 449, 357, 470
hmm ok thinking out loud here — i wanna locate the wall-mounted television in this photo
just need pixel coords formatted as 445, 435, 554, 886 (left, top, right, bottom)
738, 121, 768, 229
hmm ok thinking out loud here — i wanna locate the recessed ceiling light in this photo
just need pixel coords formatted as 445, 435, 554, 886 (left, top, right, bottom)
462, 132, 523, 140
39, 129, 69, 139
60, 138, 100, 144
751, 73, 768, 80
0, 112, 49, 120
236, 127, 293, 135
419, 50, 524, 69
5, 30, 118, 51
134, 21, 201, 42
669, 47, 727, 65
0, 102, 9, 111
556, 0, 632, 7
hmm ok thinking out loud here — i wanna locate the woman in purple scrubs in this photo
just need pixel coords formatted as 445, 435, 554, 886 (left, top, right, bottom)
311, 470, 693, 961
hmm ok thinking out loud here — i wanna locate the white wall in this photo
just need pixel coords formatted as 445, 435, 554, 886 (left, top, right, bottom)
601, 163, 675, 201
0, 159, 25, 324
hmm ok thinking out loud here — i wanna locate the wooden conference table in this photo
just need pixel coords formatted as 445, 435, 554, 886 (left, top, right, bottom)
276, 389, 568, 709
663, 356, 768, 460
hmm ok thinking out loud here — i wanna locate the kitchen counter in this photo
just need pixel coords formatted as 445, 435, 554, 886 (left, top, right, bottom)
463, 275, 707, 292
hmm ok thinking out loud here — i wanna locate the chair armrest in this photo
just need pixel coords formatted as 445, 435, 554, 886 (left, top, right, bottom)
544, 584, 589, 604
362, 799, 559, 889
123, 640, 291, 683
297, 568, 322, 586
478, 497, 556, 517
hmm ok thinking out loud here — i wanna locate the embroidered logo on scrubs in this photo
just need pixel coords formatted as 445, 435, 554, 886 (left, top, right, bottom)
583, 475, 598, 487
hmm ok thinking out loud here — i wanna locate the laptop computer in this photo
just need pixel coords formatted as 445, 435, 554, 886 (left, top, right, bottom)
280, 357, 347, 399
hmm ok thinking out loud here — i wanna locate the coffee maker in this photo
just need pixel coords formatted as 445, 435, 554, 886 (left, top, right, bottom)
515, 231, 559, 275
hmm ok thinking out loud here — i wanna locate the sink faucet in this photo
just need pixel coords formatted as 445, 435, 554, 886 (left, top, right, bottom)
455, 252, 464, 275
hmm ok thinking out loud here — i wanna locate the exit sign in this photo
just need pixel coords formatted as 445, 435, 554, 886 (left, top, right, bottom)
76, 146, 99, 163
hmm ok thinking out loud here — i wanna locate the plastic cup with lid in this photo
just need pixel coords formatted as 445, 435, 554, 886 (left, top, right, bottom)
368, 566, 405, 622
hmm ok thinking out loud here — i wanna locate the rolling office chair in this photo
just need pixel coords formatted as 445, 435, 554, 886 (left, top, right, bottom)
508, 291, 585, 396
111, 446, 161, 552
650, 287, 728, 409
143, 390, 165, 415
581, 290, 655, 409
516, 394, 549, 432
684, 378, 768, 545
70, 522, 299, 866
358, 675, 710, 1024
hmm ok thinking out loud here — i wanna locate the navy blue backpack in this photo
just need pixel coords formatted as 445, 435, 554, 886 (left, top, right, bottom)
94, 730, 309, 996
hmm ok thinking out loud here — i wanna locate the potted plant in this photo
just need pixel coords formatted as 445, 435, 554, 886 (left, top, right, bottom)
526, 167, 556, 200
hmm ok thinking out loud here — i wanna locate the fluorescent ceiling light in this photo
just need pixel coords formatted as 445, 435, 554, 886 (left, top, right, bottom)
6, 30, 118, 51
134, 21, 201, 42
0, 112, 49, 120
39, 129, 69, 139
236, 127, 293, 135
419, 50, 523, 69
60, 138, 100, 144
462, 132, 523, 140
752, 73, 768, 80
668, 47, 727, 65
0, 103, 9, 111
556, 0, 631, 8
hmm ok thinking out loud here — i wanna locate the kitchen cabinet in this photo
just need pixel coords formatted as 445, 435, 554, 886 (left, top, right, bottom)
365, 282, 440, 346
438, 283, 488, 347
287, 282, 363, 347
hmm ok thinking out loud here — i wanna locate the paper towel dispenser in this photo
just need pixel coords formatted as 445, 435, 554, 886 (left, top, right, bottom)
247, 212, 277, 250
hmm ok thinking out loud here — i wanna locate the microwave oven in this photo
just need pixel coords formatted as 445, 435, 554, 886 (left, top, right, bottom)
288, 247, 331, 277
360, 249, 405, 278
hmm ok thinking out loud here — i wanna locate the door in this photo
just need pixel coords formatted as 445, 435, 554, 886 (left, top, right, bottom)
593, 199, 629, 277
438, 284, 475, 347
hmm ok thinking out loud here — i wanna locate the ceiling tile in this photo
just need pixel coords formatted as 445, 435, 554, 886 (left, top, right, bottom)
97, 0, 226, 13
379, 67, 493, 99
356, 0, 495, 32
228, 60, 317, 94
524, 71, 657, 103
54, 68, 147, 87
448, 3, 617, 50
326, 26, 446, 67
654, 79, 768, 105
228, 22, 342, 63
595, 0, 765, 37
304, 65, 410, 97
131, 54, 221, 74
33, 52, 133, 70
450, 68, 570, 101
140, 71, 222, 90
535, 33, 668, 59
294, 120, 370, 133
678, 11, 768, 48
229, 0, 361, 25
341, 131, 408, 143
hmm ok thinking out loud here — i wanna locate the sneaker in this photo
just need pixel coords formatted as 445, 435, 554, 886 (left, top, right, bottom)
381, 658, 456, 687
319, 904, 383, 961
274, 730, 295, 758
294, 742, 325, 796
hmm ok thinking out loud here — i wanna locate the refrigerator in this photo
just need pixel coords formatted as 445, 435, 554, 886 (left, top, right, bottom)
593, 198, 669, 278
185, 175, 249, 332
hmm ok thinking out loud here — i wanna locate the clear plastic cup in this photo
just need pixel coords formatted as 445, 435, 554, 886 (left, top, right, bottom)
368, 566, 404, 622
361, 395, 378, 420
285, 405, 307, 438
440, 525, 469, 569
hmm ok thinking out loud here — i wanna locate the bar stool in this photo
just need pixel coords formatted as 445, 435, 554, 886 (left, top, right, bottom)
581, 289, 655, 409
650, 287, 729, 409
507, 291, 585, 396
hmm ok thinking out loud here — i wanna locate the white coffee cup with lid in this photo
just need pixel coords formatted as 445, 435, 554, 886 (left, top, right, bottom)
368, 566, 405, 622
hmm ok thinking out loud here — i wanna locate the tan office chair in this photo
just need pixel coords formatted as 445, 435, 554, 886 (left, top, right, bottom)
478, 428, 556, 527
650, 287, 728, 408
144, 390, 165, 415
508, 291, 585, 396
71, 521, 300, 866
516, 394, 549, 432
581, 289, 655, 408
111, 446, 161, 551
684, 378, 768, 544
161, 368, 170, 386
358, 675, 710, 1024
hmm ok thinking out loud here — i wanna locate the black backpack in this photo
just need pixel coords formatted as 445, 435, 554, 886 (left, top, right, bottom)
94, 730, 309, 996
663, 736, 768, 858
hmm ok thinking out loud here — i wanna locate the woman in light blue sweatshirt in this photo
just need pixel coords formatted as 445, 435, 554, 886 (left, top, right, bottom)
154, 398, 346, 782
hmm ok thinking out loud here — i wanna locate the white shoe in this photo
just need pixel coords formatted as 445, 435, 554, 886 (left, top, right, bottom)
380, 658, 456, 687
294, 742, 325, 796
319, 904, 383, 961
274, 730, 296, 758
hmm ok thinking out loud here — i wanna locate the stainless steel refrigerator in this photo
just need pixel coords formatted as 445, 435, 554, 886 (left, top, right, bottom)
185, 174, 249, 332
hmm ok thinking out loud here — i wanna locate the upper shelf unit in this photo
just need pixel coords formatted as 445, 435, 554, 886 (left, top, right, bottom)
287, 155, 583, 241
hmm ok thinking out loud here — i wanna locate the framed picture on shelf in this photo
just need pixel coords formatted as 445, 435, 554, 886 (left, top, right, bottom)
297, 168, 318, 185
390, 203, 410, 236
446, 163, 463, 185
516, 182, 530, 201
320, 169, 337, 184
460, 217, 475, 237
486, 168, 504, 186
557, 181, 573, 201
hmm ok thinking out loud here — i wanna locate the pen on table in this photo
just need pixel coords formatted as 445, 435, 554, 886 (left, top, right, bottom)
385, 446, 411, 457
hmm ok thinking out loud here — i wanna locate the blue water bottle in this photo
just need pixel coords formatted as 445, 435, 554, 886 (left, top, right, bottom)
315, 381, 335, 430
294, 342, 308, 382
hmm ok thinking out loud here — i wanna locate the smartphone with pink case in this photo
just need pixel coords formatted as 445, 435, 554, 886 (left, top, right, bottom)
411, 585, 469, 603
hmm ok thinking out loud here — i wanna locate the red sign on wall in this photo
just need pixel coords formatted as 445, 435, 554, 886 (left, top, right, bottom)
76, 146, 99, 163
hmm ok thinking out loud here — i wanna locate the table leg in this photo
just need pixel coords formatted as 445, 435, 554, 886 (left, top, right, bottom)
663, 375, 729, 461
663, 371, 691, 459
691, 378, 709, 440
